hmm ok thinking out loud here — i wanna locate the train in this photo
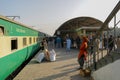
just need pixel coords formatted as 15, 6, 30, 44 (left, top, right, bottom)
0, 15, 45, 80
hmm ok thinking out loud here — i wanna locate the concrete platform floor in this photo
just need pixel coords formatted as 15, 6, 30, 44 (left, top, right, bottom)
14, 48, 90, 80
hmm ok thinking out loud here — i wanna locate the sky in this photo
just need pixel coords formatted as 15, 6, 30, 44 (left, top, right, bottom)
0, 0, 119, 35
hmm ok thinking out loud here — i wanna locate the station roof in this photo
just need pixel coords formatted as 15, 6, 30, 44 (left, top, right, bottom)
54, 16, 104, 35
54, 1, 119, 37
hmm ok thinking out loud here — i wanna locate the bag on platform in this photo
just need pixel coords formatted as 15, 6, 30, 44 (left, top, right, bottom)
50, 49, 56, 61
36, 52, 45, 63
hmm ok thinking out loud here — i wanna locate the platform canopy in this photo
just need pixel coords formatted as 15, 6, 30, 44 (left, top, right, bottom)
54, 17, 106, 37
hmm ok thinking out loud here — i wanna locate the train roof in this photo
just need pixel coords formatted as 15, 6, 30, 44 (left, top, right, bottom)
0, 15, 40, 32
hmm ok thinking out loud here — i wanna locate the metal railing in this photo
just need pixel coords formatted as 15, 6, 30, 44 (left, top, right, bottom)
86, 1, 120, 71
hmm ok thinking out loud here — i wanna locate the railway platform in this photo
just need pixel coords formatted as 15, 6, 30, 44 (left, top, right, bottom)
14, 47, 90, 80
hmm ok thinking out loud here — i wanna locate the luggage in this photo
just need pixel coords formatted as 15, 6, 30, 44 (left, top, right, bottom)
36, 49, 56, 63
50, 49, 56, 61
36, 52, 45, 63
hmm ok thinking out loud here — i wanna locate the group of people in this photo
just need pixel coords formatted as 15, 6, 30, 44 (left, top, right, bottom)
37, 34, 120, 70
103, 35, 120, 53
77, 34, 120, 70
36, 38, 56, 63
48, 36, 82, 49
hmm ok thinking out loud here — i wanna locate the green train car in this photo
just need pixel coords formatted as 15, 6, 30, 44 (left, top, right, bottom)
0, 15, 45, 80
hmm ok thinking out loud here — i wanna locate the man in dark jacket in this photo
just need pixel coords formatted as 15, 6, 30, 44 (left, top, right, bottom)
108, 35, 114, 53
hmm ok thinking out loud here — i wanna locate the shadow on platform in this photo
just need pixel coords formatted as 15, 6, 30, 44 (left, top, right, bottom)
34, 67, 89, 80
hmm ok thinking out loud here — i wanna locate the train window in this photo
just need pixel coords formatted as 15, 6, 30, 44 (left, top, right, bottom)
23, 38, 27, 46
29, 38, 32, 44
36, 38, 38, 42
0, 26, 4, 36
11, 38, 18, 50
34, 37, 35, 43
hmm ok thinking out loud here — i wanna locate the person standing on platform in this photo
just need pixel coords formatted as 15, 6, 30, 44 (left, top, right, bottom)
108, 35, 114, 53
40, 41, 45, 51
116, 36, 120, 52
76, 36, 81, 49
43, 38, 48, 50
56, 36, 62, 48
66, 37, 71, 53
103, 35, 107, 49
77, 36, 88, 70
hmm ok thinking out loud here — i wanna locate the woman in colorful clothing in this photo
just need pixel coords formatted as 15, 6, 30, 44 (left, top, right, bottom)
78, 36, 88, 70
